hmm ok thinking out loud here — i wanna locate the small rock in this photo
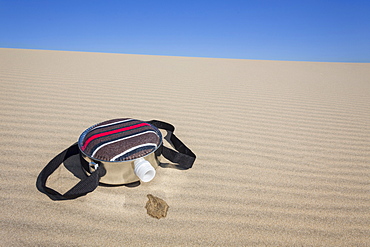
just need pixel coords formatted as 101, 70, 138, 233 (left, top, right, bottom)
145, 194, 169, 219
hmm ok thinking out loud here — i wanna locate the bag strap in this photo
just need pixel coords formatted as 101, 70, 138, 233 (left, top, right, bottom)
37, 120, 195, 200
148, 120, 196, 169
36, 143, 106, 201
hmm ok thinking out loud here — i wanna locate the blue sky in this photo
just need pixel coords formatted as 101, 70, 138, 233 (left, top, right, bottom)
1, 0, 369, 62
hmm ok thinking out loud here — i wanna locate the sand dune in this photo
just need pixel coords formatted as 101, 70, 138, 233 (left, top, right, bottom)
1, 48, 369, 246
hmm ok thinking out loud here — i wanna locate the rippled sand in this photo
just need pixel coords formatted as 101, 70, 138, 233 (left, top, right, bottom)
1, 48, 369, 246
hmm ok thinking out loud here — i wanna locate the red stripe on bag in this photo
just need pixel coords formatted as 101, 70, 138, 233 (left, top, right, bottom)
81, 123, 150, 151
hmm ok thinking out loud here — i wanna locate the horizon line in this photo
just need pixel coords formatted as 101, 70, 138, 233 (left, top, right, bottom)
1, 47, 369, 64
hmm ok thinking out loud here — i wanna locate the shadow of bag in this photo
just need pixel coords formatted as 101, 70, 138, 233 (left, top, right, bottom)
36, 119, 196, 201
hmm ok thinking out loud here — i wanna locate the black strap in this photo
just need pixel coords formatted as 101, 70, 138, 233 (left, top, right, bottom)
37, 120, 196, 200
36, 143, 106, 201
148, 120, 196, 169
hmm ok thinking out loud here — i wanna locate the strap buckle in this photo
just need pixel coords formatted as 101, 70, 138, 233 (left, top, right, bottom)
89, 161, 99, 172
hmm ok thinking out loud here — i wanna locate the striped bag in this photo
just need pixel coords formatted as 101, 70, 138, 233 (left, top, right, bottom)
36, 119, 196, 200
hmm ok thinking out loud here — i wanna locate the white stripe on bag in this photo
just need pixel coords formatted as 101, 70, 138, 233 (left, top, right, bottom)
110, 143, 158, 161
91, 130, 159, 158
92, 118, 134, 131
